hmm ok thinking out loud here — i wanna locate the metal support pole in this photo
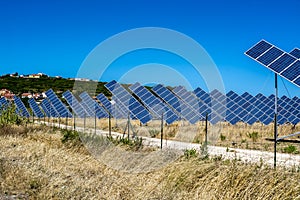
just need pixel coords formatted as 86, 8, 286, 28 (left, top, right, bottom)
274, 73, 278, 169
73, 114, 76, 131
94, 112, 97, 134
205, 113, 208, 146
127, 113, 130, 139
160, 112, 164, 149
109, 113, 112, 137
84, 113, 86, 133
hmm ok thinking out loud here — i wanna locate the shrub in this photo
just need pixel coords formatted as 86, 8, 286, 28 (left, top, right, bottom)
61, 129, 80, 143
0, 105, 28, 126
149, 129, 160, 138
283, 145, 299, 154
220, 134, 226, 141
184, 148, 198, 159
247, 131, 259, 142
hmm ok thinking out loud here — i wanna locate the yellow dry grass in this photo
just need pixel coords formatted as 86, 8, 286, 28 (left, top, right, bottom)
0, 125, 300, 199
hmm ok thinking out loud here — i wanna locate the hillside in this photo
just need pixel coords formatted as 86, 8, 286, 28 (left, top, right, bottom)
0, 75, 111, 97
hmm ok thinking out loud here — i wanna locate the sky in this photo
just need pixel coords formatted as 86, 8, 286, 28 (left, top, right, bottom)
0, 0, 300, 97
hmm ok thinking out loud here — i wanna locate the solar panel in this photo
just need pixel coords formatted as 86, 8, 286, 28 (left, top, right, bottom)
41, 98, 59, 117
105, 80, 152, 124
96, 93, 126, 119
172, 86, 205, 120
45, 89, 72, 118
290, 48, 300, 59
13, 96, 30, 117
79, 92, 108, 118
245, 40, 272, 59
245, 40, 300, 87
152, 84, 200, 124
62, 90, 87, 118
129, 82, 179, 124
209, 89, 227, 124
28, 98, 44, 118
0, 97, 8, 110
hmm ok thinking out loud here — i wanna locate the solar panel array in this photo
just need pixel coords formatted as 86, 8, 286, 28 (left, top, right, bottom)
79, 92, 108, 118
105, 80, 152, 124
1, 77, 299, 126
45, 89, 72, 118
28, 98, 44, 118
62, 90, 87, 118
245, 40, 300, 87
13, 96, 30, 117
129, 82, 179, 124
40, 98, 59, 118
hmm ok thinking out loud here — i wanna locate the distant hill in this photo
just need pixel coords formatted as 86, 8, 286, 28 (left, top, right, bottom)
0, 75, 111, 97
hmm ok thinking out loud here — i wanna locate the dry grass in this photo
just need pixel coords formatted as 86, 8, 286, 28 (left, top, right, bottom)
0, 124, 300, 199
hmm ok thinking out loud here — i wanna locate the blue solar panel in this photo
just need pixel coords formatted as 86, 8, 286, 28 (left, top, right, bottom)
173, 86, 204, 119
129, 82, 179, 124
152, 84, 200, 124
257, 47, 284, 66
45, 89, 72, 118
28, 98, 44, 118
105, 80, 152, 124
290, 48, 300, 59
245, 40, 272, 59
246, 40, 300, 88
41, 99, 59, 117
13, 96, 30, 117
268, 53, 296, 73
62, 90, 87, 118
281, 60, 300, 81
0, 97, 8, 110
96, 93, 126, 119
79, 92, 108, 118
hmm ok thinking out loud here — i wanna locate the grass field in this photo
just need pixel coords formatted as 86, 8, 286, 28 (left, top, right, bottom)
0, 124, 300, 199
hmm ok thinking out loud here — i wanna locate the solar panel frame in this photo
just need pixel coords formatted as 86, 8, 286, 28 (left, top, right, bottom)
152, 84, 200, 124
13, 96, 30, 118
62, 90, 87, 118
28, 98, 44, 118
79, 92, 108, 118
245, 40, 300, 88
129, 82, 179, 124
45, 89, 72, 118
105, 80, 152, 124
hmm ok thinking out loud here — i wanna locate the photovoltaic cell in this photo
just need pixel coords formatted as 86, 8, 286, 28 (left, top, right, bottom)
281, 60, 300, 81
268, 53, 296, 73
62, 90, 87, 118
290, 48, 300, 59
79, 92, 108, 118
45, 89, 72, 118
13, 96, 30, 117
28, 98, 44, 118
172, 86, 204, 119
96, 93, 126, 119
257, 47, 284, 66
41, 99, 59, 117
152, 84, 200, 124
0, 97, 8, 110
245, 40, 272, 59
129, 82, 179, 124
105, 80, 152, 124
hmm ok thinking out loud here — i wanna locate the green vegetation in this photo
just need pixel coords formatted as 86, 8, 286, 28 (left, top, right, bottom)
183, 148, 198, 159
0, 105, 28, 126
247, 131, 259, 142
0, 75, 111, 97
283, 145, 299, 154
220, 134, 226, 141
149, 129, 160, 138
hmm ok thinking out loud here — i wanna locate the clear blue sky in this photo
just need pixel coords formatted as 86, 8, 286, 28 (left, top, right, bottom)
0, 0, 300, 97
